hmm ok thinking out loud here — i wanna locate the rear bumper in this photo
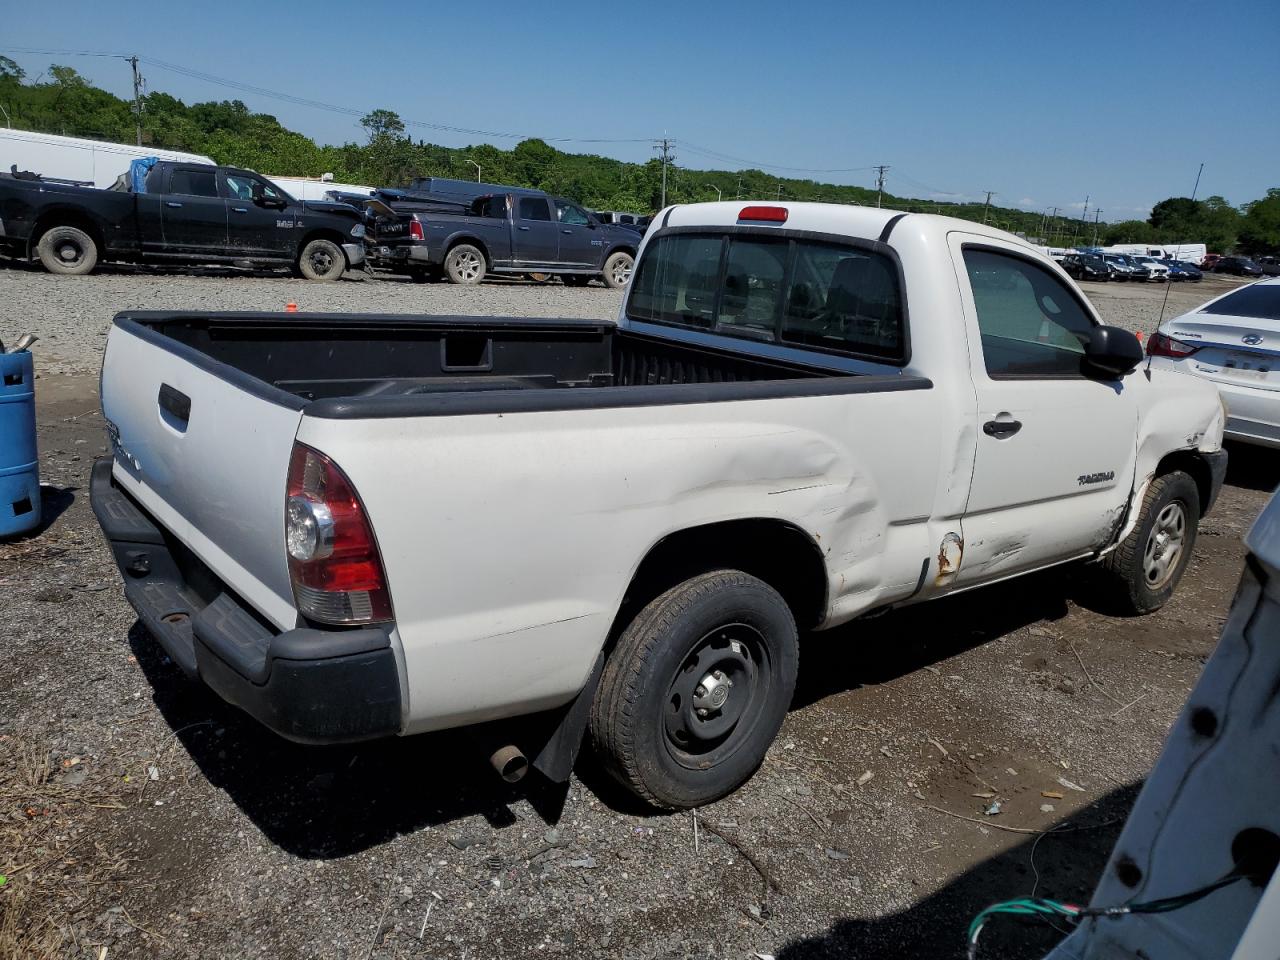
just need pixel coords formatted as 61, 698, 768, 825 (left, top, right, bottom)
1219, 381, 1280, 449
90, 457, 402, 744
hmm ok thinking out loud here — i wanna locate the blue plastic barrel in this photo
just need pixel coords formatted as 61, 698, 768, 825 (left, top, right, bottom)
0, 350, 40, 537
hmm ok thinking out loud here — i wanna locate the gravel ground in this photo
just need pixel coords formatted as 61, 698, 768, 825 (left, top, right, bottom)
0, 260, 625, 377
0, 266, 1275, 960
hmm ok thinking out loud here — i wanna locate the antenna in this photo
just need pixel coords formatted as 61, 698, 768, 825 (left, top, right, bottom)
1148, 162, 1205, 373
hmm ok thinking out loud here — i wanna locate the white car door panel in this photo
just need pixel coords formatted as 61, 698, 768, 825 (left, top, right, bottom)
950, 235, 1137, 584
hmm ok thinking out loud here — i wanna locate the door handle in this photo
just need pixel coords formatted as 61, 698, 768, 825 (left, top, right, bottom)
983, 418, 1023, 439
561, 229, 573, 234
232, 207, 248, 213
517, 225, 531, 231
165, 201, 183, 208
158, 383, 191, 426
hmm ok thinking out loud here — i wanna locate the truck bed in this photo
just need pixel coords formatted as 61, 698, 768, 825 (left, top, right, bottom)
117, 312, 929, 420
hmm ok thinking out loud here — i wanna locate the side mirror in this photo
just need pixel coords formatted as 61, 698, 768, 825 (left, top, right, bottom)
1083, 325, 1144, 378
586, 218, 597, 229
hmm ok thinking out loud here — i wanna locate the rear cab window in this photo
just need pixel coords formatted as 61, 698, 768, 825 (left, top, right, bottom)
627, 232, 907, 363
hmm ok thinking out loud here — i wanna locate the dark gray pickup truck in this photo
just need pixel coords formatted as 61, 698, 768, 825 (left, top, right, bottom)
0, 161, 366, 280
370, 190, 639, 287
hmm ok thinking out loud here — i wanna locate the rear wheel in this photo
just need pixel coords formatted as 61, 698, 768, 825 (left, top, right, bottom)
298, 239, 345, 281
602, 251, 634, 289
36, 225, 98, 276
444, 244, 486, 284
589, 570, 798, 809
1094, 470, 1199, 614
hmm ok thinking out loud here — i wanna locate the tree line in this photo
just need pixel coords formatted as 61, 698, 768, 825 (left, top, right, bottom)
1, 59, 1275, 255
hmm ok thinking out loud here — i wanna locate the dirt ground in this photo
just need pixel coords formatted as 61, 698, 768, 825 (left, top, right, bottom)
0, 274, 1276, 960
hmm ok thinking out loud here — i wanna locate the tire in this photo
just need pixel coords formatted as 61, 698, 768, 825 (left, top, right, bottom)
526, 272, 553, 284
444, 244, 486, 285
1095, 471, 1200, 615
561, 274, 591, 287
589, 570, 799, 809
298, 239, 345, 281
36, 226, 98, 276
602, 251, 634, 289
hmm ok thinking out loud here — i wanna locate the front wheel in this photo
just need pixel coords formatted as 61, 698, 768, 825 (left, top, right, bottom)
298, 239, 346, 281
589, 570, 798, 809
444, 244, 486, 285
1094, 470, 1200, 614
602, 251, 634, 289
36, 225, 99, 276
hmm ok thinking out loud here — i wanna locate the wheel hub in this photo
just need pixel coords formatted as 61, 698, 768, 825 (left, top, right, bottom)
693, 669, 732, 716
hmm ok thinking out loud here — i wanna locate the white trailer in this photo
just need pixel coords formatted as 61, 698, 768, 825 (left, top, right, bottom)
0, 128, 214, 188
264, 173, 375, 202
1103, 242, 1207, 265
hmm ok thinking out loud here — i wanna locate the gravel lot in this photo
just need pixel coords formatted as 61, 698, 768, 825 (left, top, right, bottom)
0, 264, 1274, 960
0, 261, 625, 377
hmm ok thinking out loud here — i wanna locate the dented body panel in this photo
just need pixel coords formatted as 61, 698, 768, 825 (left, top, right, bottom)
96, 202, 1226, 738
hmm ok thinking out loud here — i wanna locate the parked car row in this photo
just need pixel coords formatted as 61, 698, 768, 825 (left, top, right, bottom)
1062, 252, 1202, 283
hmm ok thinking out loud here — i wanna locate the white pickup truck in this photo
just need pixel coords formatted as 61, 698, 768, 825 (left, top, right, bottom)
91, 203, 1228, 809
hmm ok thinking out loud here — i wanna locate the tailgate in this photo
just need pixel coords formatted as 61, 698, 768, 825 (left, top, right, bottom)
100, 321, 305, 629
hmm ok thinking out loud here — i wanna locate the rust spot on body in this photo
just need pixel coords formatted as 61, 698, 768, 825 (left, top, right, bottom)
935, 532, 964, 585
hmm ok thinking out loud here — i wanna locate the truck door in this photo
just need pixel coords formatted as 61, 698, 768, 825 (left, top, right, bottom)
160, 167, 229, 254
511, 196, 558, 264
554, 199, 601, 267
950, 234, 1138, 585
222, 170, 292, 258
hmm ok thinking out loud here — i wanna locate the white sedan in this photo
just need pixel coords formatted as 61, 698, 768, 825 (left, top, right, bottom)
1147, 277, 1280, 448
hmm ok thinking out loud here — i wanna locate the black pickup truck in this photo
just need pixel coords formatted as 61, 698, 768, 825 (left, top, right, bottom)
369, 190, 639, 287
0, 161, 366, 280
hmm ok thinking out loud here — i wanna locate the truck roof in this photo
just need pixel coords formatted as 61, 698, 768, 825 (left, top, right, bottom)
660, 201, 1037, 251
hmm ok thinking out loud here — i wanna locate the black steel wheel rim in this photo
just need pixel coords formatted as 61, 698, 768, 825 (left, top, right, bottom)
662, 623, 772, 770
57, 238, 85, 265
310, 246, 335, 274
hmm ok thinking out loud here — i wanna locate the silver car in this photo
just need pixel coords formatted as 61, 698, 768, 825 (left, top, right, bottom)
1147, 277, 1280, 448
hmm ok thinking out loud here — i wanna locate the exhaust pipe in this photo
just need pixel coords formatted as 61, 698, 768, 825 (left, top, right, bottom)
489, 744, 529, 783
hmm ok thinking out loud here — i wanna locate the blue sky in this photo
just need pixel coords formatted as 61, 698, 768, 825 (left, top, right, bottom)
4, 0, 1277, 218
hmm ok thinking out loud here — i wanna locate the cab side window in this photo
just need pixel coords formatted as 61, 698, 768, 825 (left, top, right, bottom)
169, 169, 218, 198
518, 197, 551, 221
964, 248, 1095, 378
556, 201, 591, 226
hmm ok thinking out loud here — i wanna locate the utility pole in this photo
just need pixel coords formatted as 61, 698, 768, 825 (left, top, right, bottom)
981, 190, 995, 224
652, 137, 675, 208
707, 183, 722, 201
1092, 208, 1102, 247
1048, 206, 1059, 245
735, 174, 743, 200
873, 165, 889, 208
128, 55, 144, 146
775, 183, 784, 201
1077, 194, 1089, 245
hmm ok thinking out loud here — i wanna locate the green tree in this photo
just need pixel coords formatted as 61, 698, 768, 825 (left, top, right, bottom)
1103, 220, 1156, 245
1238, 188, 1280, 256
360, 109, 404, 142
0, 56, 24, 81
